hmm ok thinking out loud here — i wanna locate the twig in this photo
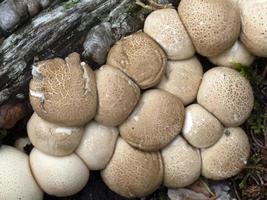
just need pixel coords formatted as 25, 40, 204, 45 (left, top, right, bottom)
199, 178, 216, 197
232, 179, 242, 200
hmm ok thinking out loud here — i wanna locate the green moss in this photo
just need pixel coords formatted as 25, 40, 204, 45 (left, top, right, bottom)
61, 0, 81, 9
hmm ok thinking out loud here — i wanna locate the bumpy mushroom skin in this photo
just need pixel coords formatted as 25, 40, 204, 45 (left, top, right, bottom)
162, 136, 201, 188
178, 0, 240, 57
0, 145, 43, 200
101, 138, 163, 198
107, 32, 167, 89
120, 89, 184, 151
94, 65, 140, 126
144, 8, 195, 60
201, 127, 250, 180
27, 113, 84, 156
197, 67, 254, 127
29, 52, 97, 126
30, 148, 89, 197
157, 57, 203, 105
76, 121, 119, 170
182, 104, 224, 148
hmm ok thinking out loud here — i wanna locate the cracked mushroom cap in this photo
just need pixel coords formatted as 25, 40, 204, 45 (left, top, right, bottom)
182, 104, 224, 148
29, 52, 97, 126
94, 65, 140, 126
201, 127, 250, 180
162, 136, 201, 188
178, 0, 240, 57
197, 67, 254, 127
0, 145, 43, 200
27, 112, 84, 157
120, 89, 184, 151
30, 148, 89, 197
157, 57, 203, 105
101, 138, 163, 198
144, 8, 195, 60
76, 121, 119, 170
106, 32, 167, 89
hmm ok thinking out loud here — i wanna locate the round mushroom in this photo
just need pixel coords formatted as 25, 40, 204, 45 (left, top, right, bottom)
107, 32, 167, 89
14, 137, 31, 152
30, 148, 89, 197
197, 67, 254, 127
76, 121, 119, 170
201, 127, 250, 180
101, 138, 163, 198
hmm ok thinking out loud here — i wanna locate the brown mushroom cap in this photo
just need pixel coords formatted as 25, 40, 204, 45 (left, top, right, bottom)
162, 136, 201, 188
120, 89, 184, 151
30, 148, 89, 197
101, 138, 163, 198
182, 104, 224, 148
30, 52, 97, 126
76, 121, 119, 170
144, 8, 195, 60
178, 0, 240, 57
106, 32, 167, 89
157, 57, 203, 105
0, 145, 43, 200
197, 67, 254, 127
94, 65, 140, 126
27, 112, 84, 156
201, 127, 250, 180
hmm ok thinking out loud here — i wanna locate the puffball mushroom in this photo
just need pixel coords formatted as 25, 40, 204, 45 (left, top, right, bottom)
197, 67, 254, 127
76, 121, 119, 170
94, 65, 140, 126
30, 148, 89, 197
201, 127, 250, 180
30, 52, 97, 126
120, 89, 184, 151
157, 57, 203, 105
0, 145, 43, 200
182, 104, 224, 148
178, 0, 240, 57
27, 112, 84, 156
101, 138, 163, 198
107, 32, 167, 89
144, 8, 195, 60
161, 136, 201, 188
14, 137, 31, 152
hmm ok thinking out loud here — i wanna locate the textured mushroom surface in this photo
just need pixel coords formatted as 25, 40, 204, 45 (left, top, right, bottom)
107, 32, 167, 89
161, 136, 201, 188
178, 0, 240, 57
120, 89, 184, 151
0, 145, 43, 200
201, 127, 250, 180
101, 138, 163, 198
94, 65, 140, 126
29, 52, 97, 126
157, 57, 203, 105
76, 121, 119, 170
27, 113, 84, 156
144, 8, 195, 60
197, 67, 254, 127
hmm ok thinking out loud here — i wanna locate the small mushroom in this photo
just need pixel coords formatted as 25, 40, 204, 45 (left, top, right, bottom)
201, 127, 250, 180
161, 136, 201, 188
94, 65, 140, 126
76, 121, 119, 170
27, 112, 84, 156
157, 57, 203, 105
14, 137, 31, 152
101, 138, 163, 198
178, 0, 240, 57
107, 32, 167, 89
30, 148, 89, 197
29, 52, 97, 126
182, 104, 224, 148
0, 145, 43, 200
197, 67, 254, 127
144, 8, 195, 60
120, 89, 184, 151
